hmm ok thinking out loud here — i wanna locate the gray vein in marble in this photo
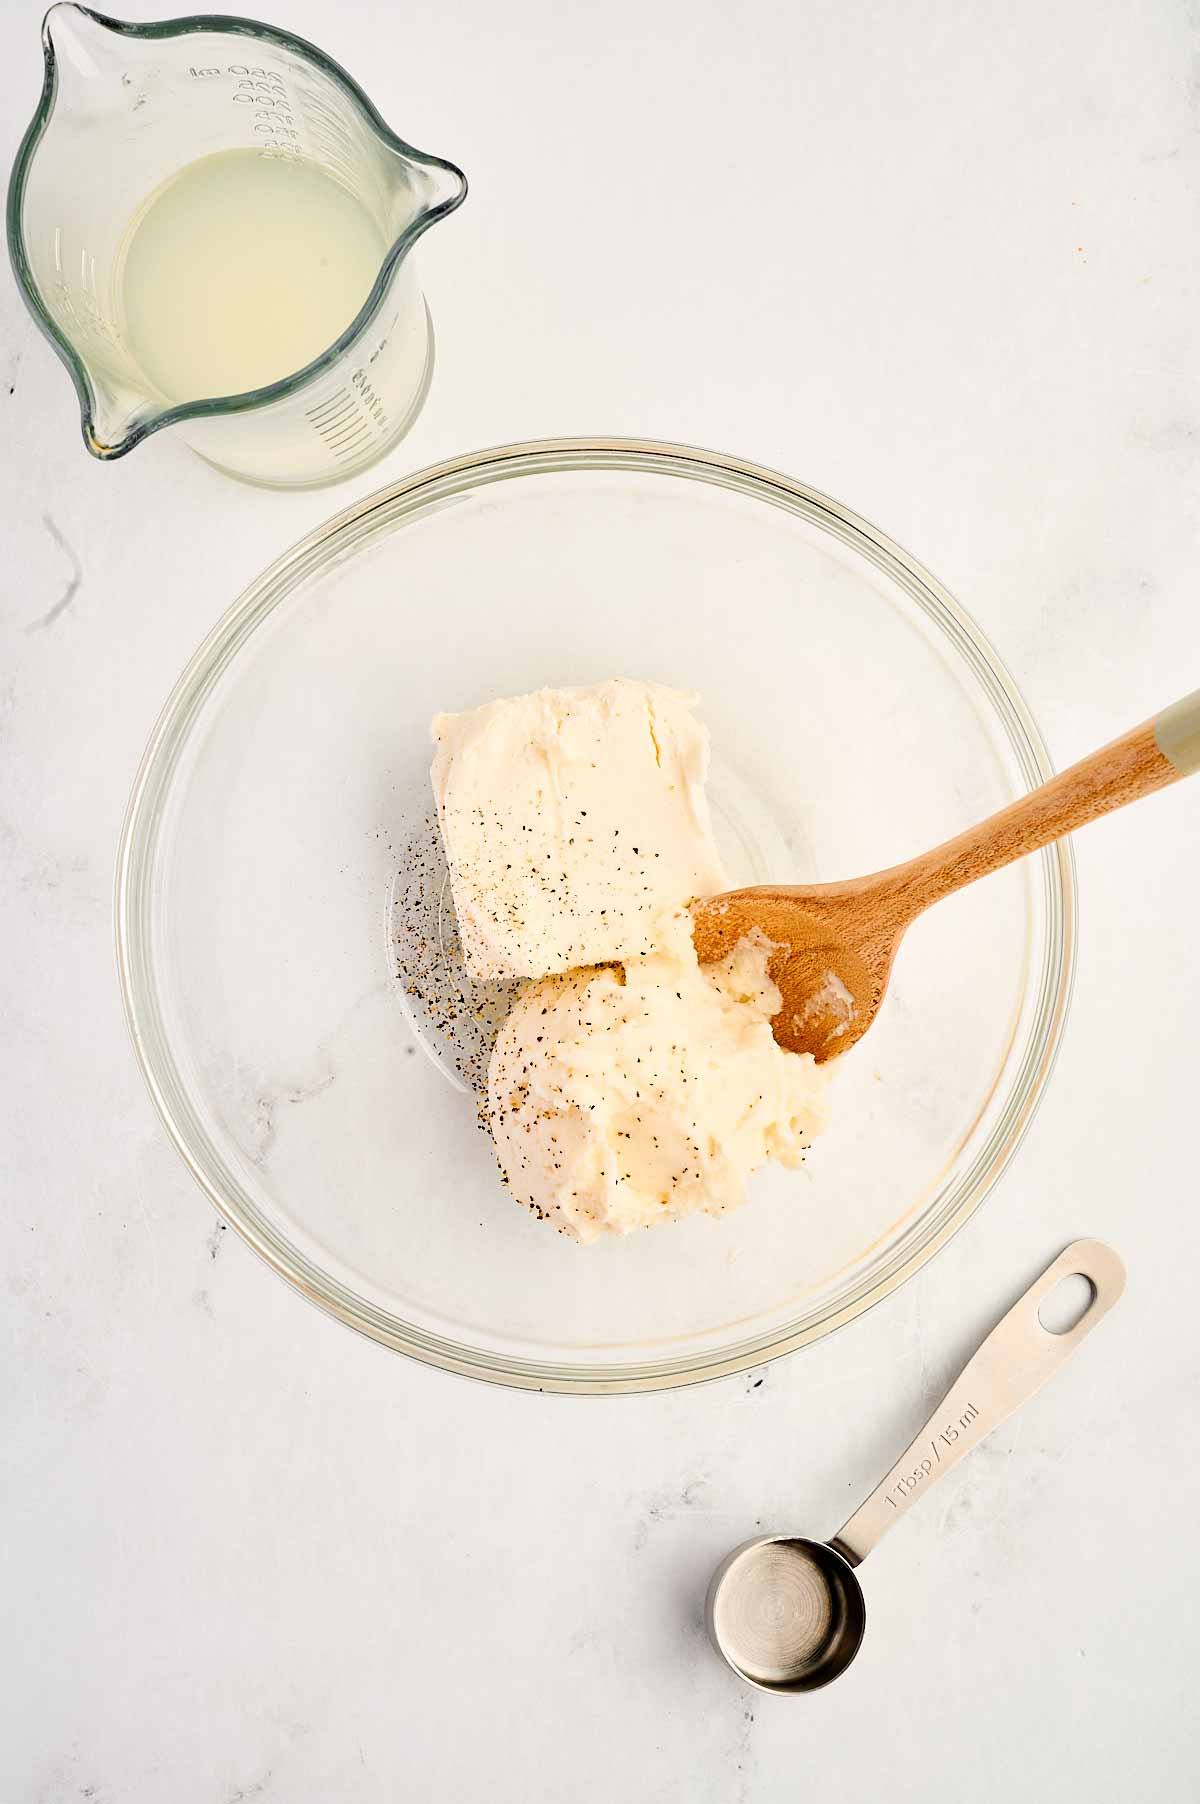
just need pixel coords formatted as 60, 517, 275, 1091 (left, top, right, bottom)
632, 1476, 712, 1552
27, 515, 83, 632
249, 1070, 337, 1166
731, 1703, 756, 1804
228, 1773, 273, 1803
1127, 416, 1198, 451
131, 1182, 160, 1305
235, 980, 386, 1168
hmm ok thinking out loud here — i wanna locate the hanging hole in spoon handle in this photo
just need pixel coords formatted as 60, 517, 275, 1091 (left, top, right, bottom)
827, 1239, 1126, 1568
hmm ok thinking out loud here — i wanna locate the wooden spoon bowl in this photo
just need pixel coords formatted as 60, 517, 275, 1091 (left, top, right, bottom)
693, 883, 903, 1060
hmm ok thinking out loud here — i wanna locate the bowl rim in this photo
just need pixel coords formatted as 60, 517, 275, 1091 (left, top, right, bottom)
115, 436, 1076, 1394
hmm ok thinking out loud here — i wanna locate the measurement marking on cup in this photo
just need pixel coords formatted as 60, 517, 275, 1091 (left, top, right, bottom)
304, 374, 385, 462
333, 430, 373, 458
324, 409, 368, 437
327, 422, 371, 451
313, 405, 364, 438
884, 1401, 980, 1508
306, 391, 356, 422
310, 403, 357, 431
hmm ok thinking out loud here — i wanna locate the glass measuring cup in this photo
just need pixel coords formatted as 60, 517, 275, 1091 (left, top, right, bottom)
7, 6, 466, 486
707, 1239, 1125, 1691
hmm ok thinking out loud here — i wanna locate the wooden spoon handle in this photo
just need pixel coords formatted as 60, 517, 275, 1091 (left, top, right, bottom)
890, 687, 1200, 918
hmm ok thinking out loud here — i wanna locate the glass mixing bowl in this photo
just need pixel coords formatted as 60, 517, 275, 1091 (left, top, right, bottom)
117, 439, 1074, 1392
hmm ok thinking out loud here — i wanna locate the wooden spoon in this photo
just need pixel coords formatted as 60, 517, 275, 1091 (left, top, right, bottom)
692, 689, 1200, 1062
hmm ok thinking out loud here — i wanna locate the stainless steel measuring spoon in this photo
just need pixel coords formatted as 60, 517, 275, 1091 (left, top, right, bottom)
707, 1239, 1125, 1693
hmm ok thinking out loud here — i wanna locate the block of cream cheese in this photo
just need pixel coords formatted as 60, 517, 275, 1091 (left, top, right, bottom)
487, 909, 829, 1242
431, 679, 729, 981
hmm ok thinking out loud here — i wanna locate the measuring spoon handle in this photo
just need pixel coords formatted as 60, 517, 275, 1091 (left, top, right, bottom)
828, 1239, 1125, 1568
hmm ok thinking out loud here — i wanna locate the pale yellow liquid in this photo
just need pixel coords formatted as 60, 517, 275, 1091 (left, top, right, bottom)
121, 150, 387, 402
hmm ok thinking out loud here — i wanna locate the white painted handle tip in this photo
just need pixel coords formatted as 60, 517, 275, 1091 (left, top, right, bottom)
1155, 688, 1200, 778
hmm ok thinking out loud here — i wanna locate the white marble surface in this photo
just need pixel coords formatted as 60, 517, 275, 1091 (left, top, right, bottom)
3, 1, 1199, 1797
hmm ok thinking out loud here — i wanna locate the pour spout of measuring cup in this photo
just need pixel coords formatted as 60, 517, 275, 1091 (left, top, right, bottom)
382, 144, 468, 221
827, 1240, 1125, 1568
